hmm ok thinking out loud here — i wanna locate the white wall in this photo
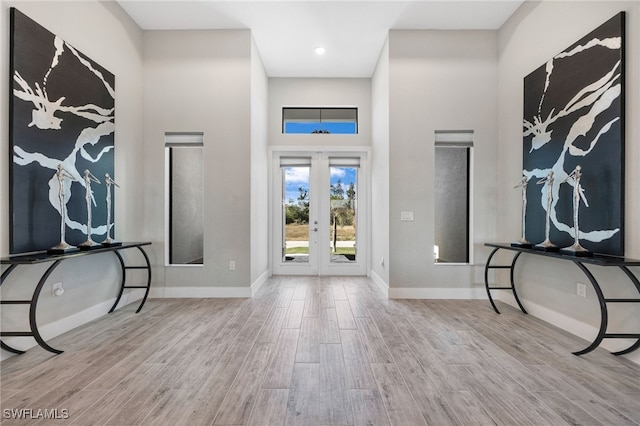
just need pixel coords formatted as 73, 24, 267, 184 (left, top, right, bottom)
0, 0, 145, 359
387, 30, 499, 297
143, 29, 253, 295
250, 36, 270, 293
268, 78, 372, 147
497, 1, 640, 364
371, 38, 390, 291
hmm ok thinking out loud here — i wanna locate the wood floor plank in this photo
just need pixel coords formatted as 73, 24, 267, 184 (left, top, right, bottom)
331, 283, 349, 301
104, 385, 173, 426
257, 307, 288, 343
526, 364, 639, 425
248, 389, 290, 426
138, 388, 199, 426
444, 390, 500, 426
355, 317, 393, 363
335, 300, 357, 329
275, 287, 295, 308
285, 363, 319, 425
319, 307, 341, 344
370, 362, 427, 425
463, 364, 571, 426
183, 302, 276, 425
348, 389, 390, 426
295, 318, 321, 363
531, 391, 604, 426
68, 363, 166, 426
318, 282, 336, 308
388, 344, 461, 425
263, 328, 300, 389
346, 293, 370, 318
303, 289, 321, 318
339, 329, 376, 390
292, 283, 308, 300
318, 344, 352, 425
284, 300, 305, 329
214, 342, 274, 425
368, 306, 406, 348
31, 390, 109, 425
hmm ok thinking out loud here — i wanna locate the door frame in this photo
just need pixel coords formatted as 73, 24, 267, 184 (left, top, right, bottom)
269, 146, 370, 276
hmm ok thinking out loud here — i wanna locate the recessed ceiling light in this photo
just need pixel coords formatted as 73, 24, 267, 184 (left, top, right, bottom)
315, 46, 325, 56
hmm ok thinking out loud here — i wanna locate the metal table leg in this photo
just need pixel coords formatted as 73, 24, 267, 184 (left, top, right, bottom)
108, 244, 152, 314
1, 264, 26, 354
108, 250, 127, 313
134, 245, 152, 313
572, 261, 607, 356
509, 252, 527, 314
484, 247, 527, 314
29, 260, 64, 354
609, 266, 640, 356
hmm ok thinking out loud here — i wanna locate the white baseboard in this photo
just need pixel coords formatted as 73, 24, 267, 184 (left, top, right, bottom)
389, 286, 488, 299
251, 269, 270, 297
149, 286, 251, 298
495, 293, 640, 365
0, 290, 144, 362
370, 270, 389, 298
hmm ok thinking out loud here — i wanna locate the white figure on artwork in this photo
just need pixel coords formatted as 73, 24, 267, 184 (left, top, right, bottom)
79, 169, 101, 248
50, 164, 77, 252
102, 173, 120, 245
561, 165, 590, 253
535, 170, 557, 249
513, 174, 531, 246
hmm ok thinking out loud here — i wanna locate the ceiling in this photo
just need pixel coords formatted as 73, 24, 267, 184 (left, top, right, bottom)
117, 0, 525, 78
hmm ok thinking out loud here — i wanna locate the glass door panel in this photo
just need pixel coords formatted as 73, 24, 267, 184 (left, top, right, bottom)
329, 167, 357, 264
283, 166, 310, 264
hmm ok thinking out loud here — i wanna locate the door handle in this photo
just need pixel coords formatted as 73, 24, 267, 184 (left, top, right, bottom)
313, 228, 318, 232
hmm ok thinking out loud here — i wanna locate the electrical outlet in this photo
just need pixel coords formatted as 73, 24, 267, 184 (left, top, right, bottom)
400, 211, 414, 221
229, 260, 236, 271
576, 282, 587, 298
52, 282, 64, 297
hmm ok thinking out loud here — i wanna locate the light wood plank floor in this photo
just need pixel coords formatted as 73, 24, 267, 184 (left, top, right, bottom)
1, 276, 639, 425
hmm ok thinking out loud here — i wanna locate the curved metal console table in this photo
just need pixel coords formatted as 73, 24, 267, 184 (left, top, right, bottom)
0, 242, 152, 355
484, 243, 640, 356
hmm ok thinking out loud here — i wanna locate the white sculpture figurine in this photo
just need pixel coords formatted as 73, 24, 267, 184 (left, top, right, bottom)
102, 173, 121, 246
78, 169, 101, 249
561, 165, 591, 255
49, 164, 77, 253
512, 174, 531, 247
535, 170, 558, 250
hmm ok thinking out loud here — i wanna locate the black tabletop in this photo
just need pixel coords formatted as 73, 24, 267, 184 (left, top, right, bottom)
1, 242, 152, 265
485, 243, 640, 267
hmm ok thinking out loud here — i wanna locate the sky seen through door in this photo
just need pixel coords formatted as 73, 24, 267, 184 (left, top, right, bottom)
284, 167, 356, 204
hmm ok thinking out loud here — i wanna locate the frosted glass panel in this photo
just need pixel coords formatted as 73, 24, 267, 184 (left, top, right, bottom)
169, 146, 203, 264
434, 147, 469, 263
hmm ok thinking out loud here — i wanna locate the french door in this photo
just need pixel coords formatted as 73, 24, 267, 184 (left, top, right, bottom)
271, 150, 368, 276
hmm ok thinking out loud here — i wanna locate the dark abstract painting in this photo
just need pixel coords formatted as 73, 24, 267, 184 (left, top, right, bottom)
522, 13, 624, 256
9, 8, 115, 254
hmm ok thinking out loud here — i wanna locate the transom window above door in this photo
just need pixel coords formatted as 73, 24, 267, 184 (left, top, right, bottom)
282, 107, 358, 134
